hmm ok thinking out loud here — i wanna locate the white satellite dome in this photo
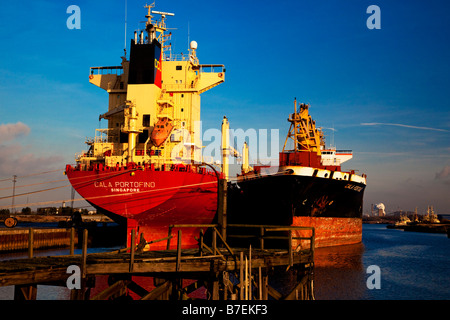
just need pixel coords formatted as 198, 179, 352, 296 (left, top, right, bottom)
190, 40, 198, 50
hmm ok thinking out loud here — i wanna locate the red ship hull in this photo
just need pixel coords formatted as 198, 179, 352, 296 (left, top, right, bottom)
65, 164, 219, 249
292, 217, 362, 248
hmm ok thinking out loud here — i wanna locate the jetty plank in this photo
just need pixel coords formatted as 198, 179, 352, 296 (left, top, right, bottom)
0, 267, 69, 287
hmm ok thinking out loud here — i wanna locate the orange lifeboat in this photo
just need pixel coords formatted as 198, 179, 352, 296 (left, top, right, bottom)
151, 117, 174, 147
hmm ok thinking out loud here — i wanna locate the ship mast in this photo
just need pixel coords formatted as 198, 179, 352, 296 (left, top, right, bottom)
144, 3, 174, 59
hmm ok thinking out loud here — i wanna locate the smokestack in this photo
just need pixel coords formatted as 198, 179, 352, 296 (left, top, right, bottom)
375, 203, 386, 216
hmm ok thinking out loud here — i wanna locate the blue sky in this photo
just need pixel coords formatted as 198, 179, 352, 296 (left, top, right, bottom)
0, 0, 449, 214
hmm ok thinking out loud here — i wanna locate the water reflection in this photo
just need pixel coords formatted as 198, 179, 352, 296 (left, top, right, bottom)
314, 242, 368, 300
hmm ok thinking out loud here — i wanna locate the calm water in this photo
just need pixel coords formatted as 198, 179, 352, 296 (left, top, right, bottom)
314, 224, 450, 300
1, 224, 449, 300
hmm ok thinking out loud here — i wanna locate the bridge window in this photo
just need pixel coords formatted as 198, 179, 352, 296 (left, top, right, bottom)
143, 114, 150, 127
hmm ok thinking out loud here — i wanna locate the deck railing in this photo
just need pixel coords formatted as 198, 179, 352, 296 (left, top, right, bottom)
167, 223, 315, 267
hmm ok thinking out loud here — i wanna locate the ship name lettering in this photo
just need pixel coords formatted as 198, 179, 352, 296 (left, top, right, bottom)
94, 181, 112, 188
345, 184, 363, 192
110, 188, 140, 193
114, 181, 155, 188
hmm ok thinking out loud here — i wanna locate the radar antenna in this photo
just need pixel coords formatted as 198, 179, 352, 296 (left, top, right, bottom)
143, 3, 175, 59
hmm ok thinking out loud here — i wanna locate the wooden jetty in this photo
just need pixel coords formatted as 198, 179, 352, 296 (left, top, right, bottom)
0, 224, 315, 301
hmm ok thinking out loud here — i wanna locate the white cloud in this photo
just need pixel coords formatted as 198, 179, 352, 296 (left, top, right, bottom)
360, 122, 449, 132
0, 123, 62, 178
435, 166, 450, 183
0, 122, 30, 142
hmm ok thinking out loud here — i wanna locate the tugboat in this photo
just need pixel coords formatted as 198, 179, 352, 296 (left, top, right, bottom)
227, 99, 367, 248
65, 4, 225, 249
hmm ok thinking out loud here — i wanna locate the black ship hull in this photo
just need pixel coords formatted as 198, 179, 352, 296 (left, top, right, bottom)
227, 170, 366, 247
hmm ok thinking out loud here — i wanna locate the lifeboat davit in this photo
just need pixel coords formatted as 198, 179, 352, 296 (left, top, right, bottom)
151, 117, 173, 147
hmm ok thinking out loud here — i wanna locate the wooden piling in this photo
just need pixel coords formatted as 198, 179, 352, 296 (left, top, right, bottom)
260, 227, 264, 249
239, 251, 244, 300
262, 272, 268, 300
81, 229, 88, 279
258, 266, 262, 300
14, 284, 37, 301
245, 256, 249, 300
70, 227, 75, 255
199, 229, 204, 257
217, 179, 227, 240
176, 230, 182, 272
288, 230, 293, 267
212, 228, 217, 254
249, 245, 252, 300
130, 229, 136, 272
166, 226, 173, 250
28, 228, 33, 258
